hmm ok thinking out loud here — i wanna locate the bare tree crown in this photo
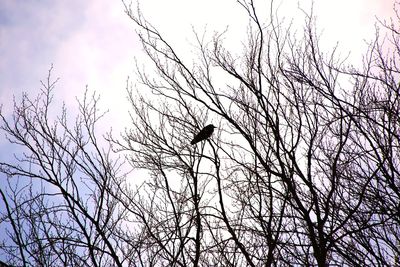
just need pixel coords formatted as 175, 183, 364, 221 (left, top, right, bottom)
1, 1, 400, 266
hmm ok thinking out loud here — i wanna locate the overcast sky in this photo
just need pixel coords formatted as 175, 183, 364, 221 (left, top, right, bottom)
0, 0, 395, 141
0, 1, 396, 248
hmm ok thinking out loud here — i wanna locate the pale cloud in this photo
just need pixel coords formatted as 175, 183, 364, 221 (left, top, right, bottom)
51, 0, 139, 130
0, 0, 396, 132
0, 0, 86, 112
0, 0, 139, 131
135, 0, 395, 66
311, 0, 395, 63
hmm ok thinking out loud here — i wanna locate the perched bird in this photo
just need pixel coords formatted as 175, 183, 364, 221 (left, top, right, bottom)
191, 124, 216, 145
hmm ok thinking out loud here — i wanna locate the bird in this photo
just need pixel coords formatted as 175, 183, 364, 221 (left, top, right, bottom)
191, 124, 216, 145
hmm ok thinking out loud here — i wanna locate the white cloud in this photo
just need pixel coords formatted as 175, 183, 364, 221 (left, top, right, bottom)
0, 0, 396, 134
0, 0, 140, 132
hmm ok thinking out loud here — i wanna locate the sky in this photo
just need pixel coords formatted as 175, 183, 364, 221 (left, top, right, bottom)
0, 0, 396, 260
0, 0, 396, 125
0, 0, 396, 150
0, 0, 138, 129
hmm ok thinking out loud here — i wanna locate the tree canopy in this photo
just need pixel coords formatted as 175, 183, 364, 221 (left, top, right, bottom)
1, 1, 400, 266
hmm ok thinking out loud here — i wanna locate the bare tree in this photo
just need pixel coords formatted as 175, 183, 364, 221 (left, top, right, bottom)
0, 67, 129, 266
1, 1, 399, 266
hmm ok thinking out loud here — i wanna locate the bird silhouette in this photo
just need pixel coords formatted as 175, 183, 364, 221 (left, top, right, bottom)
191, 124, 216, 145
